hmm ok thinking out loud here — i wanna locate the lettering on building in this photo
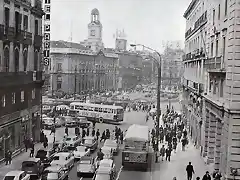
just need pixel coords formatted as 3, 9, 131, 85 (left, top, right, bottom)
43, 0, 51, 66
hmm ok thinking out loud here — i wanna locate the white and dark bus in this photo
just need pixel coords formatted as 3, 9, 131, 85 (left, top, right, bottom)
69, 102, 124, 123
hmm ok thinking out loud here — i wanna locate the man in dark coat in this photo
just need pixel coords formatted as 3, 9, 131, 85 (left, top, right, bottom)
202, 171, 211, 180
165, 147, 171, 162
186, 162, 195, 180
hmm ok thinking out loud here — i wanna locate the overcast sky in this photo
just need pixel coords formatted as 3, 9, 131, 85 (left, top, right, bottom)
50, 0, 191, 52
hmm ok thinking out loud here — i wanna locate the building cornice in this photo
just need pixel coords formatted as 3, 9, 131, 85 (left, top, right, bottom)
183, 0, 199, 18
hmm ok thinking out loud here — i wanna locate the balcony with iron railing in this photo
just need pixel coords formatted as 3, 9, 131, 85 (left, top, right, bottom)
16, 0, 31, 6
182, 48, 205, 61
204, 57, 225, 72
0, 24, 32, 44
185, 11, 207, 39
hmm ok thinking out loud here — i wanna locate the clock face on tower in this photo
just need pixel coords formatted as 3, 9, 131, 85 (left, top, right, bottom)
91, 30, 95, 36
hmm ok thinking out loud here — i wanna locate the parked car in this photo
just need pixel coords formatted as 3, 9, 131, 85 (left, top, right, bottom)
50, 152, 74, 171
73, 145, 90, 161
21, 158, 44, 179
82, 136, 98, 152
77, 157, 96, 178
3, 171, 30, 180
35, 148, 56, 168
103, 140, 119, 155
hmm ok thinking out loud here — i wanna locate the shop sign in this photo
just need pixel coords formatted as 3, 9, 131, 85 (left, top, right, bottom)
43, 0, 51, 66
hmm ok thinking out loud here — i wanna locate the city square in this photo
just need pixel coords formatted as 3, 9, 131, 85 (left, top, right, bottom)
0, 0, 240, 180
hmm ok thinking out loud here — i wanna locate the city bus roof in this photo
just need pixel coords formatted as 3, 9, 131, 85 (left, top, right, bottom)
70, 102, 123, 109
124, 124, 149, 142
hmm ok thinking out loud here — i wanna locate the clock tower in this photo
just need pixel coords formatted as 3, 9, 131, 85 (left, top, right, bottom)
86, 8, 104, 52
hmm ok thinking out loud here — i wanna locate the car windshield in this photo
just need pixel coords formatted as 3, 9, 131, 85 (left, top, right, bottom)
4, 176, 15, 180
100, 162, 111, 167
53, 156, 60, 160
85, 139, 92, 144
47, 173, 58, 179
95, 174, 110, 180
45, 120, 53, 124
76, 146, 85, 151
80, 160, 91, 164
105, 140, 115, 146
22, 161, 37, 167
35, 150, 47, 158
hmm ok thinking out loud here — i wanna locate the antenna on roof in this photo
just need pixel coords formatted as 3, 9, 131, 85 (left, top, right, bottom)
70, 20, 73, 43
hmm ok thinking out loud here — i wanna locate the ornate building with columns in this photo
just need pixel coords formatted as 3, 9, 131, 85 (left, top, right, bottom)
50, 41, 118, 94
0, 0, 44, 159
183, 0, 240, 179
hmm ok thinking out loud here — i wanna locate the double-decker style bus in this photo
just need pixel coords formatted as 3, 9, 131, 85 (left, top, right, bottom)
122, 124, 150, 171
69, 102, 124, 123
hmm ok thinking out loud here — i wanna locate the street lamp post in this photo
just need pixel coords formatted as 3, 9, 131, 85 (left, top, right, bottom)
130, 44, 162, 151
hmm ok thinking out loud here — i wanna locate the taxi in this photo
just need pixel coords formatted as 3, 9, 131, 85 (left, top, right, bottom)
82, 136, 98, 152
93, 165, 116, 180
50, 152, 74, 171
99, 159, 115, 171
3, 171, 30, 180
103, 139, 119, 155
101, 146, 113, 160
65, 135, 81, 148
73, 145, 90, 161
41, 165, 68, 180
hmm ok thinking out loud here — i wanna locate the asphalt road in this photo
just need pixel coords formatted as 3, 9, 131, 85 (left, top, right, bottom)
42, 94, 181, 180
0, 91, 181, 180
43, 110, 149, 180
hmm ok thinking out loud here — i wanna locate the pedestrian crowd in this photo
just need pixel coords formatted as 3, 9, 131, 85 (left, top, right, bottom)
149, 105, 222, 180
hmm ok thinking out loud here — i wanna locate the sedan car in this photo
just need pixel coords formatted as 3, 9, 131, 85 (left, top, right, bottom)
75, 117, 91, 128
42, 117, 54, 130
73, 145, 90, 161
4, 171, 30, 180
103, 139, 119, 155
54, 117, 65, 128
77, 157, 96, 178
35, 148, 56, 168
51, 152, 74, 171
101, 146, 113, 160
82, 136, 98, 152
65, 135, 81, 148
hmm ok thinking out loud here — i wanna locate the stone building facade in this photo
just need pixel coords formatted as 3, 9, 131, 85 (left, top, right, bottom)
0, 0, 44, 159
182, 0, 240, 179
50, 41, 118, 94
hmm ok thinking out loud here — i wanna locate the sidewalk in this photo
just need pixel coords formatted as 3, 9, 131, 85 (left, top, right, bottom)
152, 142, 209, 180
0, 143, 43, 179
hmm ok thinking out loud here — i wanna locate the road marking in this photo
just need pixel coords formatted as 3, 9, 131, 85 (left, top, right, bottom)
116, 166, 123, 180
79, 177, 83, 180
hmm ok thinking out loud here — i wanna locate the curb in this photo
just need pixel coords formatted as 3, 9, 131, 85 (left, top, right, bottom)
0, 142, 42, 168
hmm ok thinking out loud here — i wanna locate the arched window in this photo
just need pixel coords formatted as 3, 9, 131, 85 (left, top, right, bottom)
14, 48, 19, 72
3, 46, 9, 72
23, 49, 28, 71
34, 50, 38, 71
